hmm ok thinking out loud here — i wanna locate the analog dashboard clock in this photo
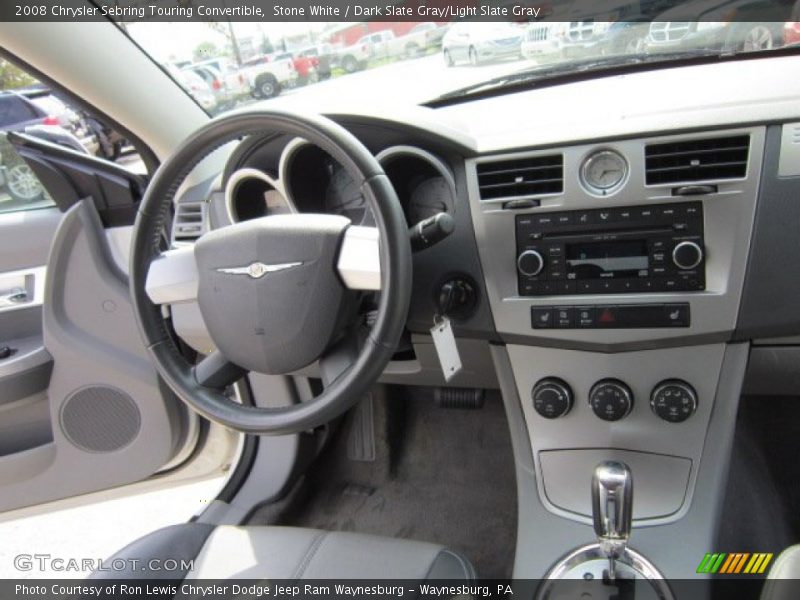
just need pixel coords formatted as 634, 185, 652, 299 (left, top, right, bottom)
580, 149, 628, 195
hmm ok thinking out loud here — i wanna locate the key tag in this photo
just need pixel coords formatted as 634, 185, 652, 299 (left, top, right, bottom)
430, 314, 462, 382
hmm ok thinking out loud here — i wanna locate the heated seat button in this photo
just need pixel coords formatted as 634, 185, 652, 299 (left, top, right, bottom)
664, 304, 690, 327
531, 307, 554, 329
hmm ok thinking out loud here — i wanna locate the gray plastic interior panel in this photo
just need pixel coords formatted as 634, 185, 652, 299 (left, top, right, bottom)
507, 343, 725, 527
467, 127, 765, 350
491, 342, 747, 582
736, 125, 800, 340
0, 200, 186, 513
539, 449, 691, 520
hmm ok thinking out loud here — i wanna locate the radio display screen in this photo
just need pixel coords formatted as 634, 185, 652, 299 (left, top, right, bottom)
566, 240, 649, 279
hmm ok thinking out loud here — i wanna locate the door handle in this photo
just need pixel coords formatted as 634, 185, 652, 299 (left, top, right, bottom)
0, 288, 29, 307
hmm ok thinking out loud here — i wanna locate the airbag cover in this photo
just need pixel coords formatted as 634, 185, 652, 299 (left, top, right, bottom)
194, 214, 350, 374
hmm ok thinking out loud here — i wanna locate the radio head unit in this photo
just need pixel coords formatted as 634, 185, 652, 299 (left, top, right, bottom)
515, 202, 705, 296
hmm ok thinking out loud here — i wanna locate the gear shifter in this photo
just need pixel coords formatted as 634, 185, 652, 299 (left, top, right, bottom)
592, 461, 633, 581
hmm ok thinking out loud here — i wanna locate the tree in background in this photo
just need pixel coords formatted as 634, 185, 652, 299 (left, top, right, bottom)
0, 60, 37, 91
193, 41, 220, 62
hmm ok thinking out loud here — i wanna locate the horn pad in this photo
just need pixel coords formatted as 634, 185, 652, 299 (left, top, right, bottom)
194, 214, 352, 374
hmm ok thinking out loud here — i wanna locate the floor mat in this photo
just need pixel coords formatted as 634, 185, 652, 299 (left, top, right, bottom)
252, 387, 517, 579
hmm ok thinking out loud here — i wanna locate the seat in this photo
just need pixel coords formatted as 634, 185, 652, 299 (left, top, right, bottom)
92, 524, 476, 581
760, 545, 800, 600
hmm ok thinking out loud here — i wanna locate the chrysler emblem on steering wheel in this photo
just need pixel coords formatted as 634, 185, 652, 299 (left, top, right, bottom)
217, 261, 303, 279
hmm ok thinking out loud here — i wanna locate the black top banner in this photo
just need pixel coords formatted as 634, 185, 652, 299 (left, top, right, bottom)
3, 0, 797, 22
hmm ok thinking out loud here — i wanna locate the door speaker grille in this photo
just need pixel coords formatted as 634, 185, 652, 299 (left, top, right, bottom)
60, 386, 141, 452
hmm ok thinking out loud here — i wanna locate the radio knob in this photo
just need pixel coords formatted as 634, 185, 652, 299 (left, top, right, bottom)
517, 250, 545, 277
589, 379, 634, 422
672, 241, 704, 270
650, 379, 698, 423
532, 377, 573, 419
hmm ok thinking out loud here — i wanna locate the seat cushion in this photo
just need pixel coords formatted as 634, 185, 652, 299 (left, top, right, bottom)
760, 545, 800, 600
93, 523, 476, 581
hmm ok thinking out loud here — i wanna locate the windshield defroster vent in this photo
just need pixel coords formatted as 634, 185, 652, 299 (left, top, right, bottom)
476, 154, 563, 201
171, 201, 207, 246
645, 135, 750, 185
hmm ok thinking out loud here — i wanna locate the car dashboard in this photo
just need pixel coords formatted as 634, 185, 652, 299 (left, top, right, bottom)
166, 51, 800, 579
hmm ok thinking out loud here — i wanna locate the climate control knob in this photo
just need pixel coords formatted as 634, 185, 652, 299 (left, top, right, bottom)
672, 241, 704, 270
650, 379, 698, 423
517, 250, 545, 277
589, 379, 634, 422
532, 377, 573, 419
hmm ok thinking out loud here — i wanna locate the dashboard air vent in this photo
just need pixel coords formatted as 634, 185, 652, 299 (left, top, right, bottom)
645, 135, 749, 185
171, 201, 207, 246
477, 154, 563, 200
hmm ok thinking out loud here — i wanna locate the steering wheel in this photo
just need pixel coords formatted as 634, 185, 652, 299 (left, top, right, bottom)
129, 110, 412, 435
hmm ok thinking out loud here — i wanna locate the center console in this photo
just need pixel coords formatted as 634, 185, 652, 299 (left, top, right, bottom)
466, 127, 765, 581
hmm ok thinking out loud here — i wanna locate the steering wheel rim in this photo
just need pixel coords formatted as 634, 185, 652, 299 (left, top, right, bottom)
129, 109, 412, 435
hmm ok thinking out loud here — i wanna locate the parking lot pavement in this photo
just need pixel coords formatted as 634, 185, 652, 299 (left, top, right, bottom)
0, 476, 224, 579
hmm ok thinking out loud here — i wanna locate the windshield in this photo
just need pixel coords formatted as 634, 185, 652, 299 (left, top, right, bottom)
121, 10, 800, 113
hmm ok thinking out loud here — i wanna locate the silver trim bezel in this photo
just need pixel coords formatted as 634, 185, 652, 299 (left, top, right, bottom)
224, 167, 293, 224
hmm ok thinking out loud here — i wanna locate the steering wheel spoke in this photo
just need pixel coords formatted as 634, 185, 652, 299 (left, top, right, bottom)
193, 350, 248, 389
337, 225, 381, 291
145, 245, 198, 305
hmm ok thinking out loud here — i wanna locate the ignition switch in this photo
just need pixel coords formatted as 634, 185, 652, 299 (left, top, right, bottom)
436, 276, 478, 320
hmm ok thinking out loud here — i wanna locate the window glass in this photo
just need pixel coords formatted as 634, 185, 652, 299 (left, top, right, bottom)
0, 58, 145, 213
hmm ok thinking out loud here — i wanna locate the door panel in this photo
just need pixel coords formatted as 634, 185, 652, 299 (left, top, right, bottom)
0, 199, 186, 512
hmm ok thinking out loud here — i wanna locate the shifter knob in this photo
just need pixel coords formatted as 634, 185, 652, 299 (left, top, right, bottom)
592, 461, 633, 558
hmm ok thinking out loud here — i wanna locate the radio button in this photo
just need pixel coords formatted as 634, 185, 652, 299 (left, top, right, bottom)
535, 214, 556, 228
673, 241, 704, 270
518, 250, 545, 277
555, 213, 573, 226
597, 210, 614, 224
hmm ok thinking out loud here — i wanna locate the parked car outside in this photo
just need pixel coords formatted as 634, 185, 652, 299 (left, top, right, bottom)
296, 44, 335, 80
171, 67, 218, 113
442, 22, 525, 66
785, 0, 800, 45
192, 57, 250, 98
356, 30, 397, 61
272, 52, 318, 86
396, 22, 447, 58
182, 64, 240, 109
647, 0, 795, 53
521, 22, 564, 59
14, 89, 98, 154
238, 54, 298, 99
0, 92, 99, 204
332, 39, 371, 73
